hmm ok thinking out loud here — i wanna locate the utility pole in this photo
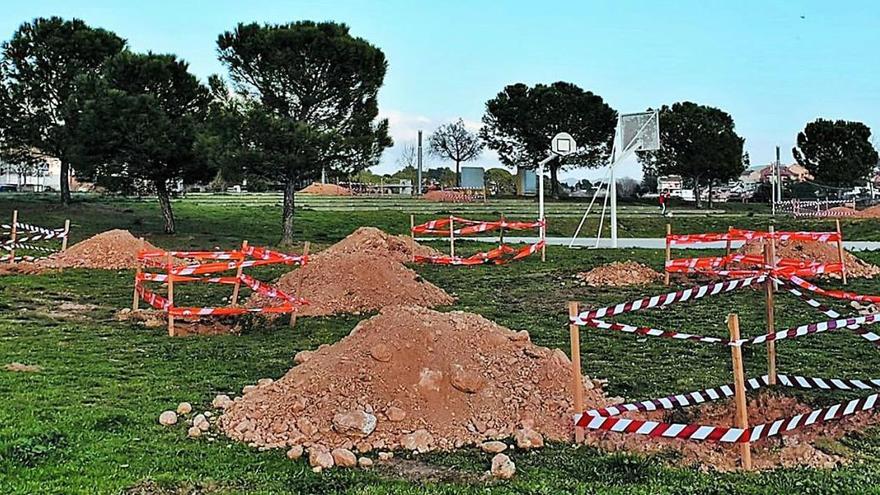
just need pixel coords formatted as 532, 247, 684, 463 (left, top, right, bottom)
417, 130, 423, 196
776, 146, 782, 203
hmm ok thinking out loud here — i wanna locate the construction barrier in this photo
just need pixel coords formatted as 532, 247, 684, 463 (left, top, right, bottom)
134, 241, 308, 336
776, 199, 857, 218
567, 241, 880, 469
1, 210, 70, 263
664, 223, 849, 285
411, 215, 545, 265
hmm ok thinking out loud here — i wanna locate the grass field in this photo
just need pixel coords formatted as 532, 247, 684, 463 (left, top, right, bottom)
3, 194, 880, 494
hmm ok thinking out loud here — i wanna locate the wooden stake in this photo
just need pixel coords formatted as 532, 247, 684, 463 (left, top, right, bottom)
836, 219, 847, 285
410, 214, 416, 262
569, 301, 585, 444
166, 251, 175, 337
728, 313, 752, 470
132, 237, 145, 311
290, 241, 310, 328
230, 240, 248, 306
61, 219, 70, 251
499, 213, 505, 245
763, 241, 777, 385
449, 215, 455, 258
8, 210, 18, 265
724, 225, 733, 265
664, 223, 671, 285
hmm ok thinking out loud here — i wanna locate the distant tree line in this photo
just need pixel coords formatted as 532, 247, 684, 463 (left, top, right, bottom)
1, 16, 878, 241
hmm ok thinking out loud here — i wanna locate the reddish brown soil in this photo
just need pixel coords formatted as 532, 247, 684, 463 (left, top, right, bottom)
422, 190, 481, 203
578, 261, 661, 287
823, 206, 858, 216
737, 239, 880, 279
37, 229, 159, 270
319, 227, 441, 264
299, 183, 352, 196
0, 262, 44, 276
218, 305, 608, 453
857, 205, 880, 219
248, 228, 451, 316
589, 392, 877, 471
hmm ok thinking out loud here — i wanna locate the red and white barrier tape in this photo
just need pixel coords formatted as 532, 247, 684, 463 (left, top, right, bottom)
668, 229, 841, 245
414, 240, 545, 266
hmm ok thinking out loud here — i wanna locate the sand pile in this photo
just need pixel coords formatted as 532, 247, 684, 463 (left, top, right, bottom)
737, 239, 880, 279
577, 261, 661, 287
299, 183, 352, 196
218, 305, 608, 456
248, 228, 451, 316
857, 205, 880, 218
591, 392, 876, 471
37, 229, 158, 270
320, 227, 442, 263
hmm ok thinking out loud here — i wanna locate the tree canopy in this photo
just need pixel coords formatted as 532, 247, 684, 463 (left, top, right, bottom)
793, 119, 878, 189
70, 52, 210, 233
213, 21, 391, 244
0, 16, 125, 204
428, 119, 483, 186
637, 101, 745, 208
480, 81, 617, 198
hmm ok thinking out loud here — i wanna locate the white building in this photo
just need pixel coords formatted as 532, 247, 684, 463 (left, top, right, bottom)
0, 154, 64, 192
657, 175, 684, 197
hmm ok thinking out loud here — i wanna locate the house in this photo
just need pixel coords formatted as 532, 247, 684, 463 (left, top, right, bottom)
657, 175, 684, 197
740, 163, 813, 185
0, 153, 65, 192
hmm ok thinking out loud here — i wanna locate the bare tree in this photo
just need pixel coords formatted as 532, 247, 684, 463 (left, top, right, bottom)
428, 119, 483, 186
396, 142, 417, 169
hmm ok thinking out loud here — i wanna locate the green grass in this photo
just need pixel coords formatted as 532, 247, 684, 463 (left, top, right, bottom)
3, 195, 880, 494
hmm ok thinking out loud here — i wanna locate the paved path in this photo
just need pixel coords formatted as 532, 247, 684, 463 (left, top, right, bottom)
424, 236, 880, 251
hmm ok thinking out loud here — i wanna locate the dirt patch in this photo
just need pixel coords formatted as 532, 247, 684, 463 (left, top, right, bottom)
422, 190, 475, 203
4, 362, 42, 373
373, 457, 481, 484
577, 261, 661, 287
737, 239, 880, 279
857, 205, 880, 218
116, 308, 239, 335
590, 392, 877, 471
37, 229, 159, 270
299, 182, 352, 196
0, 262, 44, 276
320, 227, 442, 264
248, 228, 450, 316
218, 305, 608, 455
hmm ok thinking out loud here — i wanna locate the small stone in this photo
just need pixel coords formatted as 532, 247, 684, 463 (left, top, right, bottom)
331, 448, 357, 468
514, 428, 544, 449
480, 441, 507, 453
294, 350, 313, 364
176, 402, 192, 415
257, 378, 274, 387
369, 343, 393, 362
194, 414, 210, 431
297, 418, 317, 437
418, 368, 443, 392
358, 456, 373, 468
212, 394, 233, 409
386, 406, 406, 422
242, 385, 257, 394
400, 429, 433, 453
287, 445, 304, 460
187, 426, 202, 438
490, 454, 516, 480
378, 452, 393, 461
158, 411, 178, 426
332, 410, 377, 437
309, 448, 334, 470
450, 366, 485, 394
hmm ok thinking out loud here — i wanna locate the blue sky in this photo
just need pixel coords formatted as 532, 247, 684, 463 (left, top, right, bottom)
2, 1, 878, 181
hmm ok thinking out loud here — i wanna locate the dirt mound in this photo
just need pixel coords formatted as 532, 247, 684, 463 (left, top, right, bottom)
422, 190, 480, 203
577, 261, 661, 287
218, 305, 608, 455
0, 262, 44, 276
857, 205, 880, 218
591, 392, 877, 471
320, 227, 441, 263
818, 206, 858, 216
37, 229, 158, 270
251, 253, 453, 316
299, 182, 352, 196
737, 239, 880, 279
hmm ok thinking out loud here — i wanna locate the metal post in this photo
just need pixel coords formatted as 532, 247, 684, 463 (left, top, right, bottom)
417, 130, 423, 196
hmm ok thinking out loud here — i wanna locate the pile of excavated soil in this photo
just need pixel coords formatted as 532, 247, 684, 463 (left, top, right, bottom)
737, 239, 880, 279
251, 253, 453, 316
577, 261, 661, 287
299, 183, 352, 196
422, 190, 477, 203
218, 305, 608, 455
320, 227, 441, 263
590, 392, 877, 471
37, 229, 158, 270
857, 205, 880, 219
248, 228, 451, 316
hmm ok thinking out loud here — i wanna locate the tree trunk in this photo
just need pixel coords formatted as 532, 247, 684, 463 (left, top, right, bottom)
708, 181, 714, 209
693, 177, 702, 209
60, 159, 71, 206
155, 180, 176, 234
455, 160, 461, 187
550, 165, 560, 199
281, 180, 296, 245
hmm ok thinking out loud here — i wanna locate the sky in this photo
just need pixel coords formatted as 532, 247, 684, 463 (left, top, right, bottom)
2, 0, 879, 182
